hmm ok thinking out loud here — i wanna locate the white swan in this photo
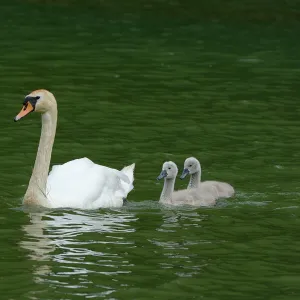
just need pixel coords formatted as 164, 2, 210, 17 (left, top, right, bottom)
180, 157, 234, 198
14, 89, 135, 209
157, 161, 218, 206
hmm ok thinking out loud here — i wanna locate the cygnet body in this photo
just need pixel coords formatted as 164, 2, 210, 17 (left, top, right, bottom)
157, 161, 218, 207
180, 157, 235, 198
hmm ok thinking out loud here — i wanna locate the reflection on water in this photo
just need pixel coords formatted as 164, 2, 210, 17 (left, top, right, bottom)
153, 211, 209, 278
20, 210, 138, 292
12, 197, 300, 299
21, 213, 55, 263
18, 204, 218, 298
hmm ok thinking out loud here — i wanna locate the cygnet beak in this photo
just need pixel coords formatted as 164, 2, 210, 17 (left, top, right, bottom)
180, 168, 189, 179
157, 169, 167, 180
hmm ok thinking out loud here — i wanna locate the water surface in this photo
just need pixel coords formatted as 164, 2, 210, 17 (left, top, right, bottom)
0, 0, 300, 299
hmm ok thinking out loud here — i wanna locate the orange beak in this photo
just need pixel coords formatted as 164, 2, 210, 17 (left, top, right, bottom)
14, 102, 34, 122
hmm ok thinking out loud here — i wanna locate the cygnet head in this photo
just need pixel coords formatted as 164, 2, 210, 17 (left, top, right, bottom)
157, 161, 178, 180
14, 89, 57, 122
180, 157, 201, 179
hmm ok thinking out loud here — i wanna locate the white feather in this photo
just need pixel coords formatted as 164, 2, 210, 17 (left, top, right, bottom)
46, 158, 135, 209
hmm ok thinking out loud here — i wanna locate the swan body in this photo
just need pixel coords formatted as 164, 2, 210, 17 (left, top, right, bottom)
14, 89, 135, 209
47, 158, 135, 209
157, 161, 218, 207
180, 157, 234, 198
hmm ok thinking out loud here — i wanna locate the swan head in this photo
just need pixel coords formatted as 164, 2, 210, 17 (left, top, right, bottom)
157, 161, 178, 180
180, 157, 201, 179
14, 89, 56, 121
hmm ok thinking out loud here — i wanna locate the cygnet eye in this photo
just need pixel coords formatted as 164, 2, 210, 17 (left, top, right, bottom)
168, 167, 171, 170
189, 164, 192, 167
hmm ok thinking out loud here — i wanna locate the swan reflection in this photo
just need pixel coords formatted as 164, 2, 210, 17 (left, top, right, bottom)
20, 210, 137, 286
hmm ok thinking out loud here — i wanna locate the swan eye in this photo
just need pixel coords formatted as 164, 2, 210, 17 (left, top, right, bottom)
168, 167, 171, 170
189, 164, 192, 167
23, 95, 41, 105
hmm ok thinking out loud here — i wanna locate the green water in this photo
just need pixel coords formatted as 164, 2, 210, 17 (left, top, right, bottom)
1, 0, 300, 299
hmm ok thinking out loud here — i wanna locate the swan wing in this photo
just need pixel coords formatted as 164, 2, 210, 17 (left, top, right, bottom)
202, 180, 235, 198
46, 157, 132, 209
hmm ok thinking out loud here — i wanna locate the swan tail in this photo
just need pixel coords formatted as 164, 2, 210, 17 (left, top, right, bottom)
121, 163, 135, 182
120, 163, 135, 194
113, 170, 130, 184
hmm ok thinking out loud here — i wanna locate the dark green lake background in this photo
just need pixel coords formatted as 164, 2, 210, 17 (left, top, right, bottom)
0, 0, 300, 299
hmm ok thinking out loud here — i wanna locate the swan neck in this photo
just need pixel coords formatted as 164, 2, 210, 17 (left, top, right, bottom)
188, 171, 201, 189
24, 107, 57, 206
160, 178, 175, 203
